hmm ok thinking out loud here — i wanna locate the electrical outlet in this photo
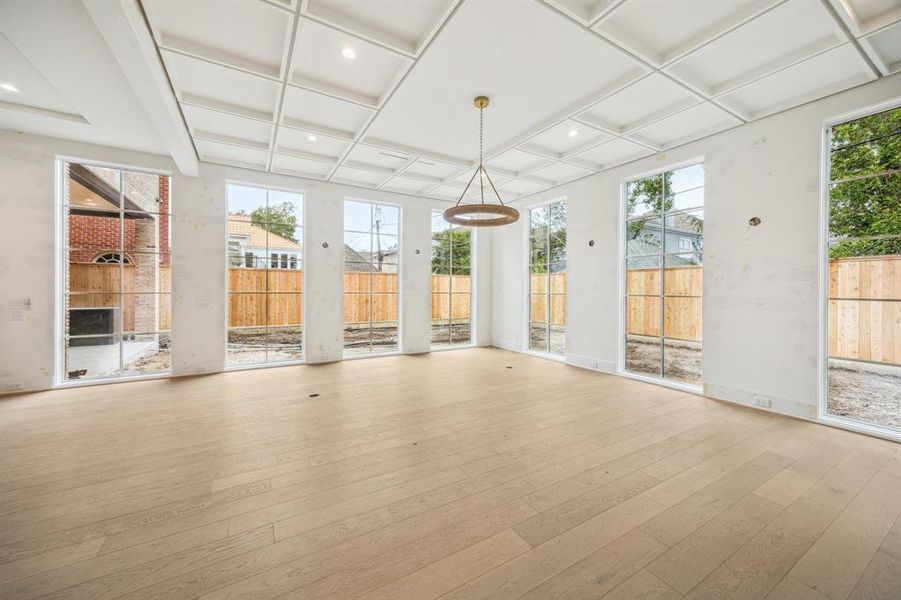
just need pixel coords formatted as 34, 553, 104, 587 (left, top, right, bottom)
753, 396, 773, 408
590, 361, 599, 369
4, 382, 24, 392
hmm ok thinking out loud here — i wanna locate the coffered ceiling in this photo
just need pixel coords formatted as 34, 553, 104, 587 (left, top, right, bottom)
2, 0, 898, 201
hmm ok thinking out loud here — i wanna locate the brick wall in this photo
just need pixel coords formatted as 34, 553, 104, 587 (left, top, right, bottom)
68, 174, 170, 265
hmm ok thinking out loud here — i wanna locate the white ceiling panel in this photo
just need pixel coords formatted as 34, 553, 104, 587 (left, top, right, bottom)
594, 0, 775, 65
182, 105, 273, 146
718, 44, 874, 119
381, 176, 432, 194
835, 0, 901, 35
271, 154, 334, 178
332, 165, 390, 186
345, 144, 410, 170
631, 102, 741, 148
578, 73, 699, 132
528, 161, 595, 184
487, 148, 551, 174
195, 139, 269, 169
144, 0, 291, 77
863, 21, 901, 74
428, 184, 464, 201
276, 126, 351, 159
292, 19, 411, 104
305, 0, 454, 55
0, 33, 79, 116
281, 86, 374, 136
365, 0, 646, 162
665, 0, 843, 96
521, 120, 610, 157
163, 51, 280, 119
498, 179, 548, 196
403, 159, 461, 180
570, 138, 653, 169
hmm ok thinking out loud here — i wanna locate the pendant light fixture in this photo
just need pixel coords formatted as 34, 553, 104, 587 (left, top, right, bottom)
443, 96, 519, 227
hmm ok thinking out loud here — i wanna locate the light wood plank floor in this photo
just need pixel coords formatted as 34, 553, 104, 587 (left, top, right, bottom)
1, 348, 899, 600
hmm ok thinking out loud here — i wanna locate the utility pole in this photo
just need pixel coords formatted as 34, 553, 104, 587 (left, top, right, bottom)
374, 206, 383, 272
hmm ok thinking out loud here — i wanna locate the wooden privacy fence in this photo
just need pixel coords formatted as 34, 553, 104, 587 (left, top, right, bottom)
828, 255, 899, 364
69, 263, 171, 331
70, 257, 899, 364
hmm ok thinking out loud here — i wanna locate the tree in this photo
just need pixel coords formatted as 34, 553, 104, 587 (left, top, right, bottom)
249, 202, 299, 242
431, 229, 471, 274
828, 107, 900, 258
529, 202, 567, 271
625, 172, 674, 246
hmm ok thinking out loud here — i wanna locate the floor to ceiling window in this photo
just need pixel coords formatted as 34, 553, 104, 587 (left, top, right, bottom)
61, 161, 171, 381
824, 105, 900, 433
226, 184, 303, 366
624, 163, 704, 385
343, 200, 400, 356
431, 210, 473, 348
528, 200, 567, 355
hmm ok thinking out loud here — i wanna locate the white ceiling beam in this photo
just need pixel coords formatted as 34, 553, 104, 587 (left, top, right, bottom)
0, 100, 88, 124
159, 36, 282, 80
818, 0, 882, 79
84, 0, 199, 176
267, 7, 304, 172
300, 4, 417, 58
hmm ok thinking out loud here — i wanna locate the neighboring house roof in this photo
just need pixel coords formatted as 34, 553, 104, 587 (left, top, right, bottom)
344, 246, 372, 271
227, 214, 300, 250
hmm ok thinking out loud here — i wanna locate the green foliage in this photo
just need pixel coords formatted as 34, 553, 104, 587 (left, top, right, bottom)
828, 108, 901, 258
431, 228, 472, 274
249, 202, 299, 243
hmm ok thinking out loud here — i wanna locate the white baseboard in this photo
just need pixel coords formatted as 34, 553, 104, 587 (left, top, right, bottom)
704, 382, 817, 421
566, 353, 617, 374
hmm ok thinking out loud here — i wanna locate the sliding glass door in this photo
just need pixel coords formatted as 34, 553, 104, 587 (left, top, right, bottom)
528, 201, 567, 355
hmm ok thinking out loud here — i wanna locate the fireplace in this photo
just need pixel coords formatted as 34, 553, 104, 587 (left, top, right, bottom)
69, 307, 117, 346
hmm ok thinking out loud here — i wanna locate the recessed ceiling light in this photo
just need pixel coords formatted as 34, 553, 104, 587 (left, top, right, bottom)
567, 128, 579, 138
0, 83, 19, 93
307, 134, 318, 142
342, 47, 356, 60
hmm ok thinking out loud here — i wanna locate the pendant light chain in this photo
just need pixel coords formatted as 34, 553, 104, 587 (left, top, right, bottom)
445, 96, 518, 226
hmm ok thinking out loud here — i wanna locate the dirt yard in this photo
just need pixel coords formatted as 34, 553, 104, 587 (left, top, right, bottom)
625, 337, 702, 385
827, 364, 901, 429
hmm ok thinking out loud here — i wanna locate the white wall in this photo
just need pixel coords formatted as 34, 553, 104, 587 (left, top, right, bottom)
492, 74, 901, 421
0, 132, 490, 392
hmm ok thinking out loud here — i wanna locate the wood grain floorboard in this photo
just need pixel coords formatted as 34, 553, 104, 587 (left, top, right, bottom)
0, 348, 897, 600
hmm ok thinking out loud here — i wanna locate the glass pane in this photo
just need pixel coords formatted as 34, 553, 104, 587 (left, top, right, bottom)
228, 184, 267, 214
529, 323, 548, 352
830, 119, 900, 180
451, 293, 471, 322
431, 323, 451, 348
828, 173, 900, 241
128, 253, 168, 295
343, 293, 370, 327
627, 176, 661, 218
669, 187, 704, 212
229, 293, 268, 330
550, 229, 567, 262
229, 264, 267, 292
626, 256, 661, 296
664, 254, 703, 297
267, 325, 303, 362
431, 292, 450, 324
830, 108, 899, 152
344, 200, 372, 233
663, 339, 702, 385
267, 266, 302, 294
122, 294, 170, 335
121, 170, 167, 214
67, 211, 123, 257
67, 294, 120, 340
549, 266, 566, 289
373, 204, 400, 236
267, 293, 301, 327
625, 334, 661, 377
549, 326, 565, 356
373, 234, 399, 271
431, 210, 448, 234
664, 210, 704, 254
669, 163, 704, 195
626, 217, 662, 256
550, 294, 566, 326
626, 296, 661, 338
664, 297, 702, 342
530, 269, 547, 294
450, 320, 471, 345
122, 332, 171, 375
530, 293, 548, 323
530, 230, 549, 265
549, 202, 567, 232
371, 327, 398, 354
227, 328, 268, 366
451, 270, 471, 294
267, 190, 303, 224
828, 237, 901, 261
66, 334, 122, 381
372, 272, 398, 294
344, 231, 372, 257
371, 293, 398, 325
827, 359, 901, 430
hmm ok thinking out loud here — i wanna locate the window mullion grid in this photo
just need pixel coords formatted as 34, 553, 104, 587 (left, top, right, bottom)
546, 217, 551, 353
659, 173, 665, 379
118, 168, 125, 375
449, 230, 454, 344
264, 189, 271, 363
369, 204, 374, 354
